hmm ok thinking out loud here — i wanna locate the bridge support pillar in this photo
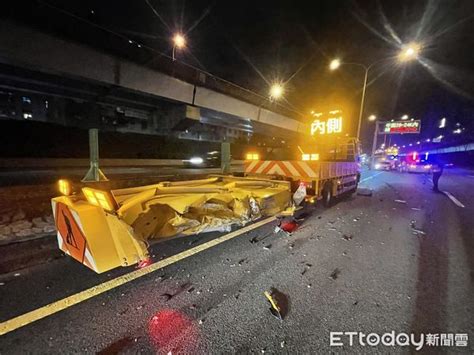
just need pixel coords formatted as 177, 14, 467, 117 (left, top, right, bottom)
82, 128, 108, 182
221, 142, 231, 174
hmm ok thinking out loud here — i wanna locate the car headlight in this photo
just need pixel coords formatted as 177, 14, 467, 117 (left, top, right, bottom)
189, 157, 204, 165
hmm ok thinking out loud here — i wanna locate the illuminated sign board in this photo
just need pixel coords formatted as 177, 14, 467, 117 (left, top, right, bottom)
383, 120, 421, 134
311, 110, 343, 135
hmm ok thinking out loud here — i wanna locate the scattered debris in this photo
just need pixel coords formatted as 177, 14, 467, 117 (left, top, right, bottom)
394, 199, 407, 204
137, 257, 152, 269
98, 336, 138, 354
288, 243, 295, 249
238, 258, 247, 266
307, 284, 311, 288
342, 234, 353, 241
263, 244, 272, 250
280, 341, 286, 348
250, 231, 273, 244
353, 300, 359, 306
279, 220, 299, 234
161, 293, 173, 302
412, 229, 426, 236
187, 287, 195, 293
264, 288, 289, 320
188, 238, 200, 246
357, 188, 373, 196
329, 268, 341, 280
410, 220, 426, 235
353, 218, 359, 222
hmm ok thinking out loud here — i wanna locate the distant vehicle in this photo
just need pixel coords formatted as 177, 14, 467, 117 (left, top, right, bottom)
374, 161, 392, 171
405, 162, 432, 173
183, 151, 221, 168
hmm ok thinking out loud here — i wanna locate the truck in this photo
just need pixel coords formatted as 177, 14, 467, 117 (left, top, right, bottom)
51, 137, 360, 273
244, 137, 361, 207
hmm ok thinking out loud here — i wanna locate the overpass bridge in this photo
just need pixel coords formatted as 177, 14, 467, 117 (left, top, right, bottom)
0, 20, 308, 142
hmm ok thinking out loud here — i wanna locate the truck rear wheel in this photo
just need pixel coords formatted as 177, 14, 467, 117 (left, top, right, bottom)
322, 183, 333, 207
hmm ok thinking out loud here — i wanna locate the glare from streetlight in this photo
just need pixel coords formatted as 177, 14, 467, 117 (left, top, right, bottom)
368, 114, 377, 121
399, 43, 421, 62
269, 83, 284, 100
173, 33, 186, 49
329, 59, 341, 71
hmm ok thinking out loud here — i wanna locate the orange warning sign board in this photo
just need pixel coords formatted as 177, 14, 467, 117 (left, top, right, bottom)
55, 202, 87, 264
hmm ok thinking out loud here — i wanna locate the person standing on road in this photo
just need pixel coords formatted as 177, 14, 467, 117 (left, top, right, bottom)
431, 156, 444, 192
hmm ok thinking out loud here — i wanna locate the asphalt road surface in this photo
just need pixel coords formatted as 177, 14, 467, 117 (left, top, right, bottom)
0, 168, 473, 353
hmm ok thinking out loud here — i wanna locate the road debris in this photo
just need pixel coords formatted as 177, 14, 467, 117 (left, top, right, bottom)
394, 199, 407, 204
279, 220, 299, 234
98, 336, 138, 354
264, 288, 289, 320
342, 234, 353, 241
357, 188, 373, 196
410, 220, 426, 235
263, 244, 272, 250
412, 229, 426, 236
238, 258, 247, 266
329, 268, 341, 280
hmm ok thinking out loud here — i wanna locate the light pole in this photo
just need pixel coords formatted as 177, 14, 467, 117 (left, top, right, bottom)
329, 43, 421, 141
329, 59, 384, 141
172, 33, 186, 61
369, 118, 382, 169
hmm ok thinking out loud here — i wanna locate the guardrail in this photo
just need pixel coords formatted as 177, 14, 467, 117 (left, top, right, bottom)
0, 158, 245, 169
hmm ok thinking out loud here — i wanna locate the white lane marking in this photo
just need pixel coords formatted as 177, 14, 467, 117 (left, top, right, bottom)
442, 191, 465, 208
360, 171, 383, 182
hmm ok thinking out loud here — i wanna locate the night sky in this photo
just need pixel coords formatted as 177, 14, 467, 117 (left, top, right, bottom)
3, 0, 474, 147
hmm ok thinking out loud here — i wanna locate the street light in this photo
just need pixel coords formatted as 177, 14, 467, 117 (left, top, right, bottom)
401, 114, 409, 120
329, 59, 378, 140
329, 59, 341, 71
269, 83, 284, 100
368, 114, 377, 121
398, 43, 421, 62
172, 33, 186, 61
330, 44, 422, 140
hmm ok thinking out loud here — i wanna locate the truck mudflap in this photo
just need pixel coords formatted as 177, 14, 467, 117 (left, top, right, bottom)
52, 175, 292, 273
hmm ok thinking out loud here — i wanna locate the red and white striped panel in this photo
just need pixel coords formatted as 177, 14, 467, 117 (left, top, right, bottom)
245, 160, 319, 178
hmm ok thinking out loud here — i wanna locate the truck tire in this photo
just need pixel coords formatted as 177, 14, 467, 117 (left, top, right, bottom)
322, 183, 333, 207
